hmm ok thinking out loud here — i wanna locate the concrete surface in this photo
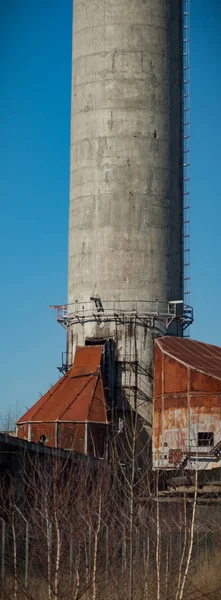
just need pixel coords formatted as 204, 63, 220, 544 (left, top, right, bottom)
68, 0, 183, 425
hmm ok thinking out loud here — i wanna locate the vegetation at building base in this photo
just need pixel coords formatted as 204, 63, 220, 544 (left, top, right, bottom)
0, 412, 221, 600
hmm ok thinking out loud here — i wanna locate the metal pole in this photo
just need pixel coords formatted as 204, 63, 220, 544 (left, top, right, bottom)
1, 519, 5, 597
70, 526, 73, 593
211, 530, 215, 558
25, 522, 29, 589
169, 534, 172, 573
88, 525, 92, 585
105, 526, 109, 589
14, 507, 30, 591
136, 527, 139, 565
147, 535, 149, 575
123, 528, 126, 573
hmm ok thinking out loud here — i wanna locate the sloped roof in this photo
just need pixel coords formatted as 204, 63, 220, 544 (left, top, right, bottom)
17, 346, 108, 425
155, 337, 221, 381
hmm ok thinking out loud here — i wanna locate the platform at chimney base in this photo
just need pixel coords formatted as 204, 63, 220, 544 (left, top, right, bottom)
50, 299, 193, 434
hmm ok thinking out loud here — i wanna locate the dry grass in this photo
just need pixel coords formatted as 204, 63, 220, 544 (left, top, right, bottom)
2, 552, 221, 600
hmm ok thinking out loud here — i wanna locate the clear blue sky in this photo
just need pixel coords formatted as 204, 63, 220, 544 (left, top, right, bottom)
0, 1, 220, 419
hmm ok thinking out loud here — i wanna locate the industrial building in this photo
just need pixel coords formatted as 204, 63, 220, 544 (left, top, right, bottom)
153, 337, 221, 471
15, 1, 221, 480
17, 346, 108, 457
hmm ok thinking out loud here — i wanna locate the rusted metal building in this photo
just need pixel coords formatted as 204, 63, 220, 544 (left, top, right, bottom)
153, 337, 221, 471
17, 346, 108, 458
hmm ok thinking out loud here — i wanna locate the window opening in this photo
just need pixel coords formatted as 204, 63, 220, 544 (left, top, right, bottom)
198, 432, 214, 447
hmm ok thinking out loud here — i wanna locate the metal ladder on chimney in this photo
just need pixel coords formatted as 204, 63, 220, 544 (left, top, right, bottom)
183, 0, 191, 311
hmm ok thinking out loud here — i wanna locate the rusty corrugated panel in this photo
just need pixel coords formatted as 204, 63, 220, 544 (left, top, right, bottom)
190, 370, 221, 393
164, 354, 188, 394
17, 423, 28, 440
58, 423, 85, 454
74, 345, 103, 368
30, 423, 56, 447
153, 337, 221, 471
156, 337, 221, 381
17, 375, 69, 423
154, 342, 163, 398
61, 377, 99, 422
17, 346, 108, 440
88, 378, 107, 422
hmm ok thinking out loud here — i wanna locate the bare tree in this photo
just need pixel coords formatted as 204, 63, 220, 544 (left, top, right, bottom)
0, 436, 221, 600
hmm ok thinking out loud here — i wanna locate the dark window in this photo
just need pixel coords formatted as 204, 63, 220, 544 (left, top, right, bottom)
198, 432, 214, 447
85, 338, 108, 346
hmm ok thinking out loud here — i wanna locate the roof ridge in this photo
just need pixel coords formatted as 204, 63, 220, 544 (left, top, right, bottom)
155, 337, 221, 382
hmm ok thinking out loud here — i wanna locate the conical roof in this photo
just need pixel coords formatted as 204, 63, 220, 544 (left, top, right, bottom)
17, 346, 108, 425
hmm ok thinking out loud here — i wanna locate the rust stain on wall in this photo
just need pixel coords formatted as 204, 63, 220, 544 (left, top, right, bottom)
153, 337, 221, 470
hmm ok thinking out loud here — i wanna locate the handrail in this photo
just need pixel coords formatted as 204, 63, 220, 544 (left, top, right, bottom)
50, 299, 193, 331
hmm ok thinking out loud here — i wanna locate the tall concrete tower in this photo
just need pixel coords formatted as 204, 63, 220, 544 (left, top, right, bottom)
67, 0, 188, 427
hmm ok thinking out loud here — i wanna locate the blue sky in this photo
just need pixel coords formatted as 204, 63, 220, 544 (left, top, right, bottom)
0, 1, 220, 419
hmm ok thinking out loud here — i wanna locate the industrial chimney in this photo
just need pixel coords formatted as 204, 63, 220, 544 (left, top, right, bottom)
65, 0, 192, 429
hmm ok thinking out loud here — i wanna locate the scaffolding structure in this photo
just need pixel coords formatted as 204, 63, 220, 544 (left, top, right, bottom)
183, 0, 191, 307
50, 299, 193, 333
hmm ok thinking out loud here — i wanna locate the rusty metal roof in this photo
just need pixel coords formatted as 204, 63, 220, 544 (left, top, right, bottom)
156, 337, 221, 381
17, 346, 108, 425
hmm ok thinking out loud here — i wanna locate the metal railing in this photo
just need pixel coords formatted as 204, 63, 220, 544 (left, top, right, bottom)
50, 299, 193, 331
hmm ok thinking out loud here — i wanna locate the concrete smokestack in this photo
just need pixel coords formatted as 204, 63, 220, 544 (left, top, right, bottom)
68, 0, 184, 427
